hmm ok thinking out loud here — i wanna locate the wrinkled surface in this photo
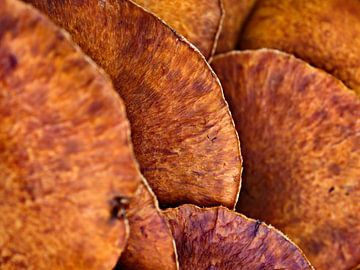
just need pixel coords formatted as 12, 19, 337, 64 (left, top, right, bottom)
0, 0, 140, 268
133, 0, 223, 59
164, 204, 313, 270
117, 179, 178, 270
27, 0, 242, 208
211, 50, 360, 270
240, 0, 360, 94
216, 0, 256, 54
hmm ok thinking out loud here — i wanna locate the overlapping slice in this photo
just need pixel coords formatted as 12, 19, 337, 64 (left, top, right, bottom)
117, 178, 178, 270
216, 0, 256, 54
27, 0, 242, 208
0, 0, 140, 268
132, 0, 223, 59
211, 50, 360, 270
163, 204, 313, 270
240, 0, 360, 94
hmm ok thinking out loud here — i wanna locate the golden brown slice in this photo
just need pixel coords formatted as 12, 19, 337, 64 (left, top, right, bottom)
0, 0, 140, 269
240, 0, 360, 94
163, 204, 313, 270
132, 0, 223, 59
117, 178, 178, 270
216, 0, 256, 54
211, 49, 360, 270
26, 0, 242, 208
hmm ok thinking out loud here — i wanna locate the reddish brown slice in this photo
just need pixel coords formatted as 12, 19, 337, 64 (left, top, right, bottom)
117, 178, 178, 270
240, 0, 360, 94
133, 0, 223, 59
163, 204, 313, 270
216, 0, 256, 54
26, 0, 242, 208
211, 49, 360, 270
0, 0, 140, 268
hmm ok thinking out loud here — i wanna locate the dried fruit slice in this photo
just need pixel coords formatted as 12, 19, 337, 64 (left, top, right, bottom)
27, 0, 242, 208
163, 204, 313, 270
211, 49, 360, 270
132, 0, 223, 59
216, 0, 256, 54
117, 178, 178, 270
240, 0, 360, 94
0, 0, 140, 268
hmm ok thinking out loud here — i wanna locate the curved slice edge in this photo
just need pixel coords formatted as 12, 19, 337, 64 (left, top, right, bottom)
0, 0, 141, 268
26, 0, 242, 208
117, 177, 179, 270
163, 204, 314, 270
211, 49, 360, 270
131, 0, 224, 59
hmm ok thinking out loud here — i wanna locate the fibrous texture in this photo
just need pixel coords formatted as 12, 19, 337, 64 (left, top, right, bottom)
164, 204, 313, 270
211, 49, 360, 270
133, 0, 223, 59
26, 0, 242, 208
117, 178, 178, 270
0, 0, 140, 269
240, 0, 360, 94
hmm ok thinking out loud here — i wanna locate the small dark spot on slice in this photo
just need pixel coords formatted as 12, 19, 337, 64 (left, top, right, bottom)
0, 16, 17, 39
253, 220, 262, 237
140, 226, 148, 238
328, 163, 341, 176
7, 54, 17, 69
192, 170, 204, 176
207, 135, 217, 143
87, 100, 104, 115
0, 52, 18, 78
328, 186, 335, 193
307, 239, 324, 255
192, 80, 208, 94
297, 73, 315, 93
110, 196, 129, 220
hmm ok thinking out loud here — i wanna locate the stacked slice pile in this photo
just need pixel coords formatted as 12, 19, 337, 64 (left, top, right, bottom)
0, 0, 359, 269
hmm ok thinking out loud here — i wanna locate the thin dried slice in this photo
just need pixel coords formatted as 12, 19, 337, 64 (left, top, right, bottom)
117, 178, 178, 270
27, 0, 242, 208
0, 0, 140, 268
211, 49, 360, 270
133, 0, 223, 59
163, 204, 313, 270
240, 0, 360, 94
216, 0, 256, 54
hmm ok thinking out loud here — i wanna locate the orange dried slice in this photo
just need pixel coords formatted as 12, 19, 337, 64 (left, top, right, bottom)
26, 0, 242, 208
133, 0, 223, 59
0, 0, 140, 268
240, 0, 360, 94
117, 179, 178, 270
211, 49, 360, 270
164, 204, 313, 270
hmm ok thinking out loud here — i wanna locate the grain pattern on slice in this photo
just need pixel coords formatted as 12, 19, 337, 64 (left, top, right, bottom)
211, 49, 360, 270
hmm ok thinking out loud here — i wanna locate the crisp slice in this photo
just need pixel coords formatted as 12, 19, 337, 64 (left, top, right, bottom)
0, 0, 140, 268
26, 0, 242, 208
216, 0, 256, 54
240, 0, 360, 94
211, 49, 360, 270
117, 178, 179, 270
163, 204, 313, 270
132, 0, 223, 59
